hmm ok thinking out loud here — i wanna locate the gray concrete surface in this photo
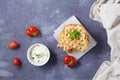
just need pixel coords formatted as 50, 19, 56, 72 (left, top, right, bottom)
0, 0, 110, 80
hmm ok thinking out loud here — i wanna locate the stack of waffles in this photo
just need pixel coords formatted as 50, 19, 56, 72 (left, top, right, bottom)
57, 24, 89, 53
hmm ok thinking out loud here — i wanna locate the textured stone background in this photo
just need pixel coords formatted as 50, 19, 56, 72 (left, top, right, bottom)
0, 0, 110, 80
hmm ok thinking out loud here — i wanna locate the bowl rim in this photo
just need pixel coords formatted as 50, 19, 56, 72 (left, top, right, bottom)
27, 43, 50, 66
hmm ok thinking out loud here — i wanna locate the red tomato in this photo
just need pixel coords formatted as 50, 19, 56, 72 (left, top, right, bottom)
8, 41, 19, 49
13, 58, 21, 68
26, 26, 40, 37
64, 56, 77, 67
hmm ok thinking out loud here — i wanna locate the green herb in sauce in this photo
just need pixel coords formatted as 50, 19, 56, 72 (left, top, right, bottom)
31, 57, 35, 59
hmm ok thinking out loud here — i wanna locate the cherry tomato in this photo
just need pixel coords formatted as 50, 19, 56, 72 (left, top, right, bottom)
8, 41, 19, 49
64, 56, 77, 67
13, 58, 21, 68
26, 26, 40, 37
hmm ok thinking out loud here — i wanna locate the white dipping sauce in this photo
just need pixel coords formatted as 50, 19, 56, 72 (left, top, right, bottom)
27, 43, 50, 66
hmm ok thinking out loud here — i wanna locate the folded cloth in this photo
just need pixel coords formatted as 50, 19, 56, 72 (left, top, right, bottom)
90, 0, 120, 29
90, 0, 120, 80
93, 57, 120, 80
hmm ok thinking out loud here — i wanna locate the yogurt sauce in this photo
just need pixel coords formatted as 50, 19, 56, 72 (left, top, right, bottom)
29, 44, 50, 65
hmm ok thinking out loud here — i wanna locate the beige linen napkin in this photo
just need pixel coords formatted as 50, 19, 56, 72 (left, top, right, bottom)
90, 0, 120, 80
94, 57, 120, 80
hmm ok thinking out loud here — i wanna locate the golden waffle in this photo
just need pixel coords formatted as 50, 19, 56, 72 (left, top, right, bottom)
57, 24, 89, 53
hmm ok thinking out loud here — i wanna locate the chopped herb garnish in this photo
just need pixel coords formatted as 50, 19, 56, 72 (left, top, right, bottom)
31, 57, 35, 59
36, 54, 41, 58
68, 30, 81, 40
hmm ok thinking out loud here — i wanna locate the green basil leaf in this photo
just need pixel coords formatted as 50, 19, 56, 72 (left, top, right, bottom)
68, 30, 81, 40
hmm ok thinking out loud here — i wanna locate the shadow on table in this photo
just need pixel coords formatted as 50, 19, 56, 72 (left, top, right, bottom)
71, 60, 81, 69
40, 49, 57, 68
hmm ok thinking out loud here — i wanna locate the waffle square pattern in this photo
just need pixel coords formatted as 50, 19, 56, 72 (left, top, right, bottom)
53, 16, 97, 60
57, 24, 89, 53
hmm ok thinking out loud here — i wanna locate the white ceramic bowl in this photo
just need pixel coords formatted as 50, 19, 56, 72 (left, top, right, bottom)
27, 43, 50, 66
